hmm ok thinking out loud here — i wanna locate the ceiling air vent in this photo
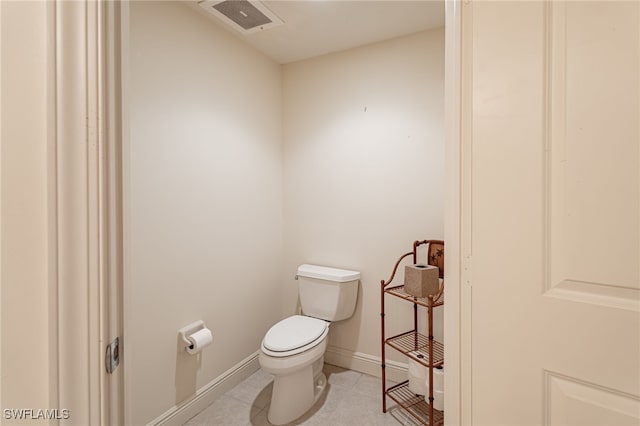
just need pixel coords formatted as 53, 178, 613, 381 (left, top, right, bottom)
198, 0, 284, 34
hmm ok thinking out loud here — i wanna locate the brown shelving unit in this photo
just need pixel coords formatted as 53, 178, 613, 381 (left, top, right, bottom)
380, 240, 444, 426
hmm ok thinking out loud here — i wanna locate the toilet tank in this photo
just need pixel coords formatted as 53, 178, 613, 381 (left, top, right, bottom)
297, 264, 360, 322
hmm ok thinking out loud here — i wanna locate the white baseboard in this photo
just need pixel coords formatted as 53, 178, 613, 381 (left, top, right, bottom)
149, 351, 261, 426
324, 345, 408, 383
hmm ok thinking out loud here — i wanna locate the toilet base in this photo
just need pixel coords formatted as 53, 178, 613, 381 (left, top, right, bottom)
267, 357, 326, 425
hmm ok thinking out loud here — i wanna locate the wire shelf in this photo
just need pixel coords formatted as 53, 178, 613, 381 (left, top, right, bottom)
385, 285, 444, 308
385, 331, 444, 367
385, 381, 444, 426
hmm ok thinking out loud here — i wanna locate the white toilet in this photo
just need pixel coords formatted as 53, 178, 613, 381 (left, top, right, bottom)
259, 264, 360, 425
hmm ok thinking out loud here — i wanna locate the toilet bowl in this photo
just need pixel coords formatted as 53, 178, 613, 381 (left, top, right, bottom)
259, 264, 360, 425
259, 315, 329, 425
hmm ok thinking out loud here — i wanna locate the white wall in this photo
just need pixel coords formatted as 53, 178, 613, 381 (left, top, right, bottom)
127, 2, 283, 424
282, 29, 445, 365
0, 1, 51, 422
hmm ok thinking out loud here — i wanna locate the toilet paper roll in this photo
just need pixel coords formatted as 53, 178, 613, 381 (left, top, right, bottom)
433, 390, 445, 411
433, 366, 444, 393
408, 360, 428, 396
186, 328, 213, 354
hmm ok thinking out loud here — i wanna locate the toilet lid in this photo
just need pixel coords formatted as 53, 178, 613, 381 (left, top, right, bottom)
263, 315, 328, 353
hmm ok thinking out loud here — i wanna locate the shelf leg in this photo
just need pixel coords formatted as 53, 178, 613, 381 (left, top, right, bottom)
413, 302, 418, 349
380, 279, 387, 413
428, 295, 434, 426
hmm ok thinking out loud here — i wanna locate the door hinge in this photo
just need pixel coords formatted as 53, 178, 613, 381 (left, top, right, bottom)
105, 337, 120, 374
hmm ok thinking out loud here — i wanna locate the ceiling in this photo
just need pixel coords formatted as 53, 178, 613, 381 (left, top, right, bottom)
187, 0, 445, 64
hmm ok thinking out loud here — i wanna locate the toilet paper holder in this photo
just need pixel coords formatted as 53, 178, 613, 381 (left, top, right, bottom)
178, 320, 207, 351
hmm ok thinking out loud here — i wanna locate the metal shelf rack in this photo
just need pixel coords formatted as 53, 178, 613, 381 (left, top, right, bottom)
380, 240, 445, 426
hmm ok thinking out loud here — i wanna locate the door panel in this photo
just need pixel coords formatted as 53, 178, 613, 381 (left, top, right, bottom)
465, 1, 640, 424
546, 372, 640, 426
548, 1, 640, 299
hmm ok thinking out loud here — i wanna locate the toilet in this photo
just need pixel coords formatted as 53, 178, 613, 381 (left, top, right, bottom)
259, 264, 360, 425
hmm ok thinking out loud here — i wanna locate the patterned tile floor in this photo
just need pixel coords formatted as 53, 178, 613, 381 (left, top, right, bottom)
183, 364, 423, 426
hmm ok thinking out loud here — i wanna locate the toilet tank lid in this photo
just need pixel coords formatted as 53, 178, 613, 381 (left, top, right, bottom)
297, 264, 361, 282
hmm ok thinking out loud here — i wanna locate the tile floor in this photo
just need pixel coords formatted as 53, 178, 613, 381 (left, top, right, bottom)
183, 364, 423, 426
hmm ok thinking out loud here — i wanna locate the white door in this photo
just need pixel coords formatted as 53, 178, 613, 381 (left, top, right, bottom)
462, 1, 640, 424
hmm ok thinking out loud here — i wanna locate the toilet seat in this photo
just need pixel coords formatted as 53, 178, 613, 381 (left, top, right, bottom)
262, 315, 328, 357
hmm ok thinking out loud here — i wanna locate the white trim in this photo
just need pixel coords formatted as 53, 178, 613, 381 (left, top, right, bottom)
46, 0, 60, 418
101, 1, 125, 424
0, 0, 3, 414
120, 0, 135, 423
52, 1, 111, 423
148, 351, 261, 426
444, 0, 467, 425
324, 345, 408, 384
459, 0, 474, 423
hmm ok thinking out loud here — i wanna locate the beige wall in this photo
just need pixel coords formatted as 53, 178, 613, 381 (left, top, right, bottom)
282, 29, 445, 363
127, 2, 284, 424
0, 1, 51, 422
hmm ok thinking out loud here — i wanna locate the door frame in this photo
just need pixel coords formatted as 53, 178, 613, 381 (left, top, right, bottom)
57, 0, 469, 424
49, 1, 124, 424
443, 0, 470, 424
